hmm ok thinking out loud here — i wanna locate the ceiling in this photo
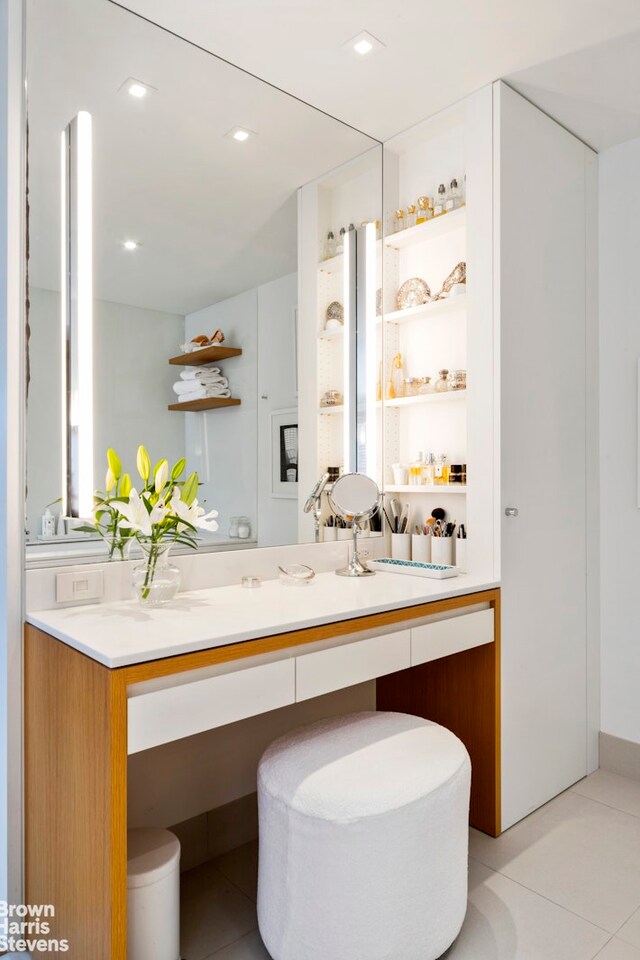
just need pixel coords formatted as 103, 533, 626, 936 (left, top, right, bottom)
115, 0, 640, 146
27, 0, 377, 315
28, 0, 640, 316
507, 30, 640, 152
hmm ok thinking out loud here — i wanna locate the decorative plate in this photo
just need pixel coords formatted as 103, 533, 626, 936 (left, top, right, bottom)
325, 300, 344, 323
396, 277, 431, 311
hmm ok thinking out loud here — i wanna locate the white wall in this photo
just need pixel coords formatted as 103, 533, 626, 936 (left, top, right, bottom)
257, 272, 298, 547
26, 288, 184, 534
185, 274, 297, 547
599, 135, 640, 744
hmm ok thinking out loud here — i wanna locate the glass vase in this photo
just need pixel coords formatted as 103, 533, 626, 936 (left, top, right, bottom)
105, 533, 133, 562
132, 541, 181, 605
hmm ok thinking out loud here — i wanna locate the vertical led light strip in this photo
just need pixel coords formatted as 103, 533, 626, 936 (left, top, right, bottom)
64, 111, 94, 517
342, 228, 352, 472
60, 131, 69, 516
364, 221, 378, 479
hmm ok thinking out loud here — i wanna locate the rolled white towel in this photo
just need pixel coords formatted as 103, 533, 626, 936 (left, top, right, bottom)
178, 386, 231, 402
180, 367, 221, 381
173, 377, 228, 396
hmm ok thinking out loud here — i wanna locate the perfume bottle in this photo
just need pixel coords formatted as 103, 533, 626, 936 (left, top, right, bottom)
324, 231, 336, 259
394, 209, 405, 232
336, 227, 346, 255
409, 452, 425, 486
433, 184, 447, 217
435, 369, 449, 393
433, 454, 449, 485
406, 204, 417, 229
402, 377, 421, 397
416, 196, 432, 224
417, 376, 433, 395
446, 179, 462, 212
422, 453, 435, 486
386, 353, 405, 400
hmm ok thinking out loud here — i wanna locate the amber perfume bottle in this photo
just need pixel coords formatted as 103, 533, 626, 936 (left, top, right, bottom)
433, 455, 450, 485
416, 196, 432, 224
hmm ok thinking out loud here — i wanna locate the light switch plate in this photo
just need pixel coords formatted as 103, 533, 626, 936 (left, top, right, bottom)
56, 570, 104, 604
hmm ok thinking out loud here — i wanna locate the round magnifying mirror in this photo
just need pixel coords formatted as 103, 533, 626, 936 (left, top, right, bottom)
328, 473, 381, 577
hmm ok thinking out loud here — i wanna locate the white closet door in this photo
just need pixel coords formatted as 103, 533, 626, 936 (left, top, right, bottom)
495, 82, 594, 829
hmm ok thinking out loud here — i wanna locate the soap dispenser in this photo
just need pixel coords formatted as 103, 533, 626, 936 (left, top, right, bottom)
41, 507, 56, 538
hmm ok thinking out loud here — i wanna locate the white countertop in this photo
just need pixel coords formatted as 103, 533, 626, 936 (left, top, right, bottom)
26, 572, 499, 669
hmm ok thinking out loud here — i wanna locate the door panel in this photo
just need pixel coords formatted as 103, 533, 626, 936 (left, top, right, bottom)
496, 83, 589, 828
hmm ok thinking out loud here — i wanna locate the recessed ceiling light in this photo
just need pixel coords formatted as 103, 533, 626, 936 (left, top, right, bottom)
122, 240, 139, 251
226, 126, 255, 143
354, 38, 373, 55
344, 31, 384, 57
119, 77, 157, 99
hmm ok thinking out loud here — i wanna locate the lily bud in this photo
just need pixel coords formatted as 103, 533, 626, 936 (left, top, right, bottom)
137, 445, 151, 482
120, 473, 132, 497
181, 471, 199, 506
155, 459, 169, 493
107, 448, 122, 481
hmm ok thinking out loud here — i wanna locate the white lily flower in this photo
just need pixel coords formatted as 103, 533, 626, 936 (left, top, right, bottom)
170, 492, 219, 532
155, 459, 169, 493
115, 488, 168, 536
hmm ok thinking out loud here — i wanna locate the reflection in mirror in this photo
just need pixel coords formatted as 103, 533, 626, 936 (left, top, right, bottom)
25, 0, 382, 563
329, 472, 381, 577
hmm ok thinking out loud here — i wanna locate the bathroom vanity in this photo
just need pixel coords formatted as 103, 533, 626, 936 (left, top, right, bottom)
25, 575, 500, 960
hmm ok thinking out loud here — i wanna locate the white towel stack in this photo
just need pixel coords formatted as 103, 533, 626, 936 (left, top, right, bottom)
173, 366, 231, 402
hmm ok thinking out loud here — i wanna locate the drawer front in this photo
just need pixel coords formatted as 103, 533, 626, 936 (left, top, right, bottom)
411, 608, 494, 667
296, 629, 411, 702
128, 658, 295, 754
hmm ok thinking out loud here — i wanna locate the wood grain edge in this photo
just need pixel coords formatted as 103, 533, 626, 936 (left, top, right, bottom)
24, 625, 128, 959
376, 594, 501, 836
119, 589, 500, 685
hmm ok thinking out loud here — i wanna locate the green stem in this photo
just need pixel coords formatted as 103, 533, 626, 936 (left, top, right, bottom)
141, 542, 160, 600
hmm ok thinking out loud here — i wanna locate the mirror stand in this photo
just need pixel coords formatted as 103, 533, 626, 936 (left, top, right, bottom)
336, 521, 375, 578
329, 473, 380, 578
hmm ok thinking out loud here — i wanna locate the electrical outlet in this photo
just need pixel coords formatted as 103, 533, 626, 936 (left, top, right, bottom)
56, 570, 104, 604
358, 544, 373, 559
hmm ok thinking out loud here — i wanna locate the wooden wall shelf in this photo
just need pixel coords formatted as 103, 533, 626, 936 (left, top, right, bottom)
169, 345, 242, 366
168, 398, 241, 412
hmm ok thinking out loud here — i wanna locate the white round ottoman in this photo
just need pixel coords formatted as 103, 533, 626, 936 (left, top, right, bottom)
257, 711, 470, 960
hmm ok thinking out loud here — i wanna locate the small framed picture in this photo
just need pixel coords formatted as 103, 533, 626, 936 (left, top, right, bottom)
271, 408, 298, 499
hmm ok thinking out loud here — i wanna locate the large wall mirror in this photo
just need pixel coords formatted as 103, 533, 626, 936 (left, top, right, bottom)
25, 0, 383, 563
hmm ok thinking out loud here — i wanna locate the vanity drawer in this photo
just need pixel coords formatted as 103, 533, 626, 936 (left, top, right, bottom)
411, 608, 494, 666
296, 629, 411, 702
128, 658, 295, 753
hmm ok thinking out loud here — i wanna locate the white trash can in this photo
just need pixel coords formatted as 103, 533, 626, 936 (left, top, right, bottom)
127, 827, 181, 960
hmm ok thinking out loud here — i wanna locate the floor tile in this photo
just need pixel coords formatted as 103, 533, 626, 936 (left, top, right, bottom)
469, 790, 640, 932
440, 859, 608, 959
618, 907, 640, 950
207, 929, 272, 959
596, 939, 640, 960
214, 840, 259, 902
181, 860, 258, 960
572, 771, 640, 820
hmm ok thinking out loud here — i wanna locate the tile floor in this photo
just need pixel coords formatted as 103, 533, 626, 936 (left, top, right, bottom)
181, 770, 640, 960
